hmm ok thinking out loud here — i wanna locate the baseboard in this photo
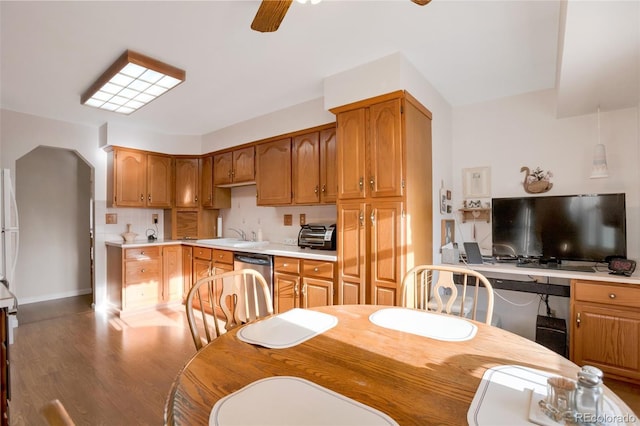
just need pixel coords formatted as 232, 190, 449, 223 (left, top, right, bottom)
18, 288, 92, 305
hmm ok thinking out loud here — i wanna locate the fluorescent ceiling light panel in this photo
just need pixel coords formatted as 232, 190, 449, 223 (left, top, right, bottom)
81, 50, 185, 115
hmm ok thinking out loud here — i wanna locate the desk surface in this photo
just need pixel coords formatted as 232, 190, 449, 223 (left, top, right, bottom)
165, 305, 635, 425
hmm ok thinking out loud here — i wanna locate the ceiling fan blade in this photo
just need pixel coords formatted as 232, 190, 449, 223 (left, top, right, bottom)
411, 0, 432, 5
251, 0, 294, 33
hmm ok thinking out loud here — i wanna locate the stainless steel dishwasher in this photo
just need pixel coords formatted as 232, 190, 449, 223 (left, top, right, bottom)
233, 252, 274, 315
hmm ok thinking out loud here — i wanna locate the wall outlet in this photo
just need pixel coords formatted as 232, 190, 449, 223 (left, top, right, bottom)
105, 213, 117, 224
284, 214, 292, 226
300, 214, 306, 225
152, 214, 159, 224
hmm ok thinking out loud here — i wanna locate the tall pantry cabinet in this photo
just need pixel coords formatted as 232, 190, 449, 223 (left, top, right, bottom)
331, 91, 433, 306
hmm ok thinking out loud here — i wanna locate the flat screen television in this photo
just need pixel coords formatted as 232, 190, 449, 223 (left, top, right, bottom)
491, 193, 626, 263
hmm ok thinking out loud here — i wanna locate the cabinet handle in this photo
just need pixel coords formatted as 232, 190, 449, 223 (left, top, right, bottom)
609, 293, 617, 299
359, 177, 364, 190
231, 170, 235, 178
369, 177, 375, 190
283, 263, 288, 267
576, 312, 581, 328
141, 269, 146, 273
228, 170, 232, 178
314, 185, 319, 195
148, 194, 151, 202
314, 267, 319, 272
294, 283, 299, 295
370, 210, 375, 224
301, 284, 306, 295
195, 195, 198, 202
140, 194, 144, 201
359, 210, 364, 227
321, 184, 326, 193
140, 251, 145, 255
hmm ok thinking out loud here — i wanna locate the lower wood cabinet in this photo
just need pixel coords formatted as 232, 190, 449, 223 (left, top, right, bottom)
107, 244, 184, 315
1, 307, 8, 426
274, 257, 335, 313
189, 246, 233, 318
570, 279, 640, 384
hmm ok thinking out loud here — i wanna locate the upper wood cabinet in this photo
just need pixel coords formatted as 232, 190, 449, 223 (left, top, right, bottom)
336, 98, 403, 200
175, 158, 200, 208
107, 147, 172, 208
213, 146, 255, 186
256, 138, 292, 206
200, 155, 231, 209
291, 126, 337, 205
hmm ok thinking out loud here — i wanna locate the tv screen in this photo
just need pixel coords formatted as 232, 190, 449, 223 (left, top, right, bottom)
491, 193, 626, 263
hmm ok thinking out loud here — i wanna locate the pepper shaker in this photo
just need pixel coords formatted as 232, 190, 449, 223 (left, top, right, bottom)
575, 365, 604, 425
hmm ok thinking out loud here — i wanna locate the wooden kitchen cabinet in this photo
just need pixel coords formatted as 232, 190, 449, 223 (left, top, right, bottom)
1, 307, 8, 426
190, 247, 233, 317
106, 244, 184, 316
175, 157, 200, 208
570, 279, 640, 384
106, 147, 172, 208
331, 91, 432, 306
213, 146, 255, 186
200, 155, 231, 209
274, 257, 334, 313
256, 138, 292, 205
182, 246, 193, 300
291, 126, 337, 205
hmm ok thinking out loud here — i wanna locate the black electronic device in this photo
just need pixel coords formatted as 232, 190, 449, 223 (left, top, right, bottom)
298, 223, 336, 250
492, 193, 627, 263
535, 315, 567, 358
608, 258, 636, 276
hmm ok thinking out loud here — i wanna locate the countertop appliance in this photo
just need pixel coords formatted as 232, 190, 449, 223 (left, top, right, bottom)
298, 223, 336, 250
233, 252, 274, 316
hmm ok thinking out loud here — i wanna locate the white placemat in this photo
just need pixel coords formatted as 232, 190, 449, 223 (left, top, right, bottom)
209, 376, 398, 426
237, 308, 338, 349
368, 307, 478, 341
468, 365, 632, 426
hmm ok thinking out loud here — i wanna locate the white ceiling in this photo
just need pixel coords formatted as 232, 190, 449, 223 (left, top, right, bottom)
1, 1, 638, 136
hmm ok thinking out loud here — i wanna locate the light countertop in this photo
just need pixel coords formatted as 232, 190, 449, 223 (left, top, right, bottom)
105, 239, 337, 262
0, 284, 16, 310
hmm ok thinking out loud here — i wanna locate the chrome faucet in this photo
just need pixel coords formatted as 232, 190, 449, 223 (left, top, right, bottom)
227, 227, 247, 241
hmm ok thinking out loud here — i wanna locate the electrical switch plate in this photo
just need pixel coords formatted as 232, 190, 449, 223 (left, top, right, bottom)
300, 214, 306, 225
284, 214, 292, 226
105, 213, 117, 224
152, 214, 159, 224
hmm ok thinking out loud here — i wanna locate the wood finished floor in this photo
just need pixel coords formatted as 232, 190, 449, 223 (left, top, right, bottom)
10, 296, 195, 425
8, 296, 640, 425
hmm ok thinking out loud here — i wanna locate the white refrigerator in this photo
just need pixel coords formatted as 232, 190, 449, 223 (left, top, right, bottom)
0, 169, 19, 294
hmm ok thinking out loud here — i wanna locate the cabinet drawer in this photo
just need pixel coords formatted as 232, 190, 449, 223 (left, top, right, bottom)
303, 260, 335, 279
212, 249, 233, 265
193, 246, 213, 260
125, 259, 161, 284
573, 281, 640, 309
274, 257, 300, 274
124, 246, 160, 260
124, 281, 160, 308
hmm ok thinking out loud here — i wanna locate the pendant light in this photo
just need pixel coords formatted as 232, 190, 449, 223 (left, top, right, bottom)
590, 106, 609, 179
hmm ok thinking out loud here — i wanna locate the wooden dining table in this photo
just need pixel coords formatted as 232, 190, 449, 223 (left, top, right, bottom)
165, 304, 636, 425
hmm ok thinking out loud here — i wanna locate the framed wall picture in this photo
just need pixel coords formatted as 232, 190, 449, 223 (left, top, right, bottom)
462, 167, 491, 198
441, 219, 455, 246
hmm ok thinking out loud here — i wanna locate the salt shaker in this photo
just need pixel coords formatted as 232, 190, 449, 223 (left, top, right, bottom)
575, 365, 604, 424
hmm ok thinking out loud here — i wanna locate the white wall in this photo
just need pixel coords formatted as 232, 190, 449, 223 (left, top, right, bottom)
451, 89, 640, 340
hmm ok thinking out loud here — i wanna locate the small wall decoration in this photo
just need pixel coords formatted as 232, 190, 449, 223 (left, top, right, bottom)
441, 219, 455, 246
521, 166, 553, 194
439, 184, 452, 214
462, 167, 491, 198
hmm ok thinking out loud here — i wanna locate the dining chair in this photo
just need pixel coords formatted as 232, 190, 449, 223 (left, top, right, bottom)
400, 264, 494, 325
186, 268, 274, 350
40, 399, 75, 426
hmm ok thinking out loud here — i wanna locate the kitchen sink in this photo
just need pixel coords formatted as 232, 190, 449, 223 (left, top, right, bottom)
196, 238, 270, 248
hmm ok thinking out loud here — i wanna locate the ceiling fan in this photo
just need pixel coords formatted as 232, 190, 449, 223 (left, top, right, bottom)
251, 0, 432, 33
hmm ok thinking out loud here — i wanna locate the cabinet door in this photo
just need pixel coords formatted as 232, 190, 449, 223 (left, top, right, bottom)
369, 201, 404, 306
256, 138, 292, 205
274, 273, 300, 313
115, 149, 146, 207
319, 127, 337, 204
369, 99, 403, 198
292, 131, 320, 205
232, 146, 256, 183
175, 158, 200, 207
147, 154, 172, 208
213, 152, 233, 186
182, 246, 193, 299
337, 202, 367, 305
302, 277, 332, 309
162, 245, 183, 302
572, 302, 640, 381
200, 156, 214, 208
336, 108, 366, 200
